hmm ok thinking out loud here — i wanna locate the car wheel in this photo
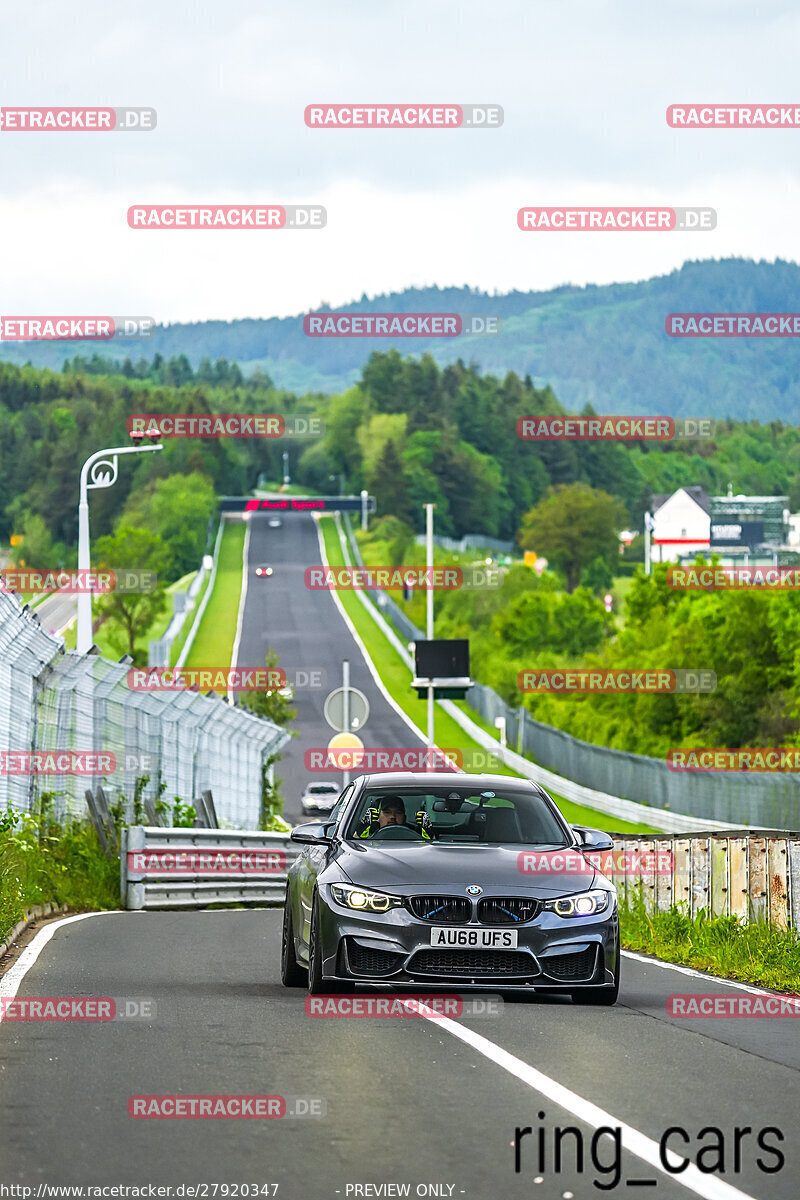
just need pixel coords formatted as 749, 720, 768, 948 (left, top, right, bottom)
571, 945, 620, 1006
308, 892, 354, 995
280, 891, 308, 988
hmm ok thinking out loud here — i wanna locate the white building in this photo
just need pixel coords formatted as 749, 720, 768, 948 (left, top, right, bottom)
650, 487, 710, 563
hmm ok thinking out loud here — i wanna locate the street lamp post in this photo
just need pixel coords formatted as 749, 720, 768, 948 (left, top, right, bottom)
644, 511, 655, 576
77, 443, 163, 653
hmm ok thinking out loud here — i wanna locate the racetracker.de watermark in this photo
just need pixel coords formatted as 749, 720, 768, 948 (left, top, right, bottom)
0, 997, 156, 1021
127, 848, 286, 875
667, 104, 800, 127
518, 206, 715, 231
668, 994, 800, 1016
127, 414, 324, 439
0, 106, 156, 131
518, 669, 716, 693
517, 415, 713, 440
303, 313, 500, 336
304, 565, 503, 590
668, 566, 800, 590
304, 994, 503, 1017
0, 316, 155, 340
518, 848, 674, 875
304, 103, 502, 128
0, 751, 115, 775
127, 667, 289, 691
1, 569, 156, 594
667, 313, 800, 336
668, 748, 800, 772
304, 747, 506, 771
127, 205, 325, 229
128, 1095, 325, 1119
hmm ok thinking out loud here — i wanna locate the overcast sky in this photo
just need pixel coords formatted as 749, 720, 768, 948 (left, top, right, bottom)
2, 0, 799, 322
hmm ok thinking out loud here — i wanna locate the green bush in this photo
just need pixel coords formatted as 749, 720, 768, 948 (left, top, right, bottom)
0, 803, 119, 944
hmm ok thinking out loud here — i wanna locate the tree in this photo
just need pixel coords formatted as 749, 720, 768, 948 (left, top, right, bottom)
518, 483, 627, 592
240, 649, 298, 728
369, 438, 413, 524
93, 525, 171, 662
580, 556, 614, 595
119, 472, 217, 580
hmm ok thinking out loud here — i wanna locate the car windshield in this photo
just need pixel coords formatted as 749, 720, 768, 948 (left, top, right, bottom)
344, 787, 570, 846
308, 784, 338, 795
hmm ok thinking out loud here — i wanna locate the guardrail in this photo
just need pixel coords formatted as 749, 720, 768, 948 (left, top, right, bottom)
120, 825, 800, 931
120, 826, 302, 910
601, 830, 800, 930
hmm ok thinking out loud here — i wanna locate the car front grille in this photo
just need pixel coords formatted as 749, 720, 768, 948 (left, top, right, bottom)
540, 946, 598, 982
478, 897, 540, 924
408, 949, 538, 978
346, 942, 405, 976
407, 896, 471, 923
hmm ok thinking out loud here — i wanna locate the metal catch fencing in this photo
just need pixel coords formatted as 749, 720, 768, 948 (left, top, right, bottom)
121, 825, 302, 909
599, 831, 800, 930
0, 588, 289, 828
342, 513, 800, 830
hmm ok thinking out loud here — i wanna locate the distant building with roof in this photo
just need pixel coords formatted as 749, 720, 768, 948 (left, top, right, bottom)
649, 486, 791, 563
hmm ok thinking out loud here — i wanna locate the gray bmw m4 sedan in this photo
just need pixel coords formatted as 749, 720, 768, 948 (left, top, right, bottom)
281, 772, 620, 1004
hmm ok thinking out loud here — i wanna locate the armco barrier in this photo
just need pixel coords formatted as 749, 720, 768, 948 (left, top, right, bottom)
121, 825, 800, 930
605, 831, 800, 930
121, 826, 302, 910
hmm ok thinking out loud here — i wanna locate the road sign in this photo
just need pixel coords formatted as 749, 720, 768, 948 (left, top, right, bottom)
326, 732, 365, 770
324, 685, 369, 732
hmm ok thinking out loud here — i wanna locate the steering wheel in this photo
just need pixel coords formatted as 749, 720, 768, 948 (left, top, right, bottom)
369, 824, 425, 841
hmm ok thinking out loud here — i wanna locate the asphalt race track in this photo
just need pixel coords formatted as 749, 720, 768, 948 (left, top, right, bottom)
1, 910, 798, 1199
234, 512, 425, 820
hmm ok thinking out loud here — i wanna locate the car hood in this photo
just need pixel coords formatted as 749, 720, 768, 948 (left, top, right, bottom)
335, 842, 598, 897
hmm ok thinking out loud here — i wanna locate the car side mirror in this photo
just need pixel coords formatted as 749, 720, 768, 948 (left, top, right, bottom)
290, 820, 333, 845
572, 825, 614, 852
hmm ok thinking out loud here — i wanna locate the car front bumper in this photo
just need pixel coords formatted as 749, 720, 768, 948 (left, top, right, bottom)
317, 886, 618, 991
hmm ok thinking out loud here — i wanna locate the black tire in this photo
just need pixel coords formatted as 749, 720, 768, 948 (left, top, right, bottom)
571, 944, 620, 1006
280, 891, 308, 988
308, 893, 354, 995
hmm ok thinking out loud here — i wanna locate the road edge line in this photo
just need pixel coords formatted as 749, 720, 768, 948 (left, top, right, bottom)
0, 911, 120, 1015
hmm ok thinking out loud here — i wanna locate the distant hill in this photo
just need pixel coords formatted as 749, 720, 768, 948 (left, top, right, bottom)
4, 257, 800, 419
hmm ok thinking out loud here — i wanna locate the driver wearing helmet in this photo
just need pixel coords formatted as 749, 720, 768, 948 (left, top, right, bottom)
357, 795, 432, 839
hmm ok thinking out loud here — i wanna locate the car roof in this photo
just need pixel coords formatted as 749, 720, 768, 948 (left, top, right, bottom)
357, 771, 541, 790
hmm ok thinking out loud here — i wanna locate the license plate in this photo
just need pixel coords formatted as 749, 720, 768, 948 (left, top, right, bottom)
429, 926, 518, 949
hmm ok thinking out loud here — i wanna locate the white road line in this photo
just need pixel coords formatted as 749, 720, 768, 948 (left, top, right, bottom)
418, 1008, 759, 1200
623, 949, 800, 1001
0, 912, 119, 1019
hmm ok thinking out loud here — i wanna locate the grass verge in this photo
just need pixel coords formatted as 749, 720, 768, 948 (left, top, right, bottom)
184, 522, 246, 670
621, 889, 800, 994
318, 516, 655, 835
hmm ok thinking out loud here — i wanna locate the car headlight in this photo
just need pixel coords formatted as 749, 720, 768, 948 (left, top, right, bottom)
330, 884, 404, 913
544, 888, 611, 918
